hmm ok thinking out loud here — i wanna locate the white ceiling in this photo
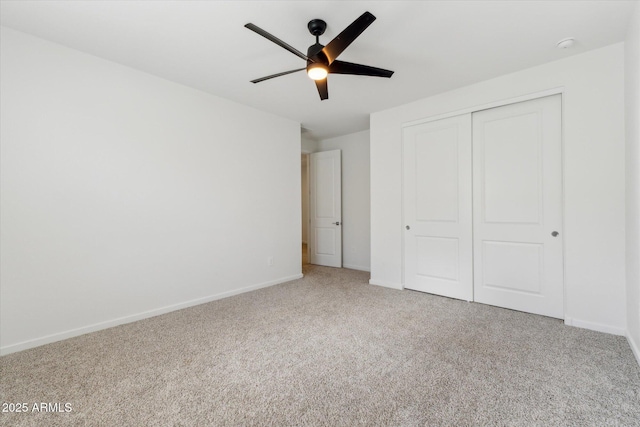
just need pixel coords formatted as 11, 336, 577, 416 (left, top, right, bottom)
0, 1, 636, 140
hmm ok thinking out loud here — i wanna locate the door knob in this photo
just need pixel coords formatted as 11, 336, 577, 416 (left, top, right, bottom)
551, 231, 559, 237
333, 222, 340, 226
406, 225, 410, 230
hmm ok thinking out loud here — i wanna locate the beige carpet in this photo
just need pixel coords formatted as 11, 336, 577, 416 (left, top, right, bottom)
1, 264, 639, 426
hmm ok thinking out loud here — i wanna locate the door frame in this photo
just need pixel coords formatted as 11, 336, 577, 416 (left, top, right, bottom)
400, 88, 566, 316
301, 152, 311, 264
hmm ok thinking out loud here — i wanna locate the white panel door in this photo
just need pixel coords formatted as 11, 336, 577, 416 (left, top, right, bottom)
403, 114, 473, 300
473, 94, 563, 318
310, 150, 342, 267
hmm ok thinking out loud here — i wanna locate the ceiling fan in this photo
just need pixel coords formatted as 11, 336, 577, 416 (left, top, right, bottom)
245, 11, 394, 100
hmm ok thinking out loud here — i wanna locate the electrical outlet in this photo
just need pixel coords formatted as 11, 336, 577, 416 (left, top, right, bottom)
268, 256, 274, 266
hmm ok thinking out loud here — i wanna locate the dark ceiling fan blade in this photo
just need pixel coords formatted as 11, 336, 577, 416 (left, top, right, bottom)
245, 23, 310, 61
322, 11, 376, 64
251, 68, 306, 83
315, 78, 328, 100
329, 60, 394, 78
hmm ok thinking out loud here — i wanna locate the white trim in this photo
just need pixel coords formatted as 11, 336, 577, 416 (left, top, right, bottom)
402, 87, 565, 129
400, 126, 407, 289
564, 316, 626, 336
369, 278, 403, 290
628, 333, 640, 367
302, 152, 310, 253
343, 264, 370, 272
0, 274, 303, 356
560, 93, 569, 323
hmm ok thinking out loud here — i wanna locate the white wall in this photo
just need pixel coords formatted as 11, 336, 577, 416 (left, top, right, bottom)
301, 133, 318, 154
625, 3, 640, 364
317, 131, 371, 271
0, 27, 302, 355
371, 44, 626, 335
300, 134, 317, 247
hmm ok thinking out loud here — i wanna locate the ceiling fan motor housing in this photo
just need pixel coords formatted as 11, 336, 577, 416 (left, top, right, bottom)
307, 19, 327, 37
307, 43, 327, 65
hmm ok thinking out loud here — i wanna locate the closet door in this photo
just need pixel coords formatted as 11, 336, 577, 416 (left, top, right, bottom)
403, 114, 473, 301
472, 95, 563, 318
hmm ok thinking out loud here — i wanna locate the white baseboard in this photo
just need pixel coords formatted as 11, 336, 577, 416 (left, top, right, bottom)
563, 316, 626, 336
368, 278, 403, 290
0, 273, 303, 356
628, 332, 640, 367
343, 264, 370, 272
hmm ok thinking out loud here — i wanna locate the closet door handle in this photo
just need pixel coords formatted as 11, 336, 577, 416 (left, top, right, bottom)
551, 231, 559, 237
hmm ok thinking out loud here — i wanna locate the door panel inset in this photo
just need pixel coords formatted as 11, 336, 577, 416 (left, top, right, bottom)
482, 241, 542, 295
316, 228, 337, 255
482, 112, 542, 224
415, 128, 459, 222
416, 236, 459, 281
315, 157, 337, 218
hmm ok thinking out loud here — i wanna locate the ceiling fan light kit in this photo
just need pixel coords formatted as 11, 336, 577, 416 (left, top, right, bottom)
307, 63, 328, 80
245, 11, 394, 100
